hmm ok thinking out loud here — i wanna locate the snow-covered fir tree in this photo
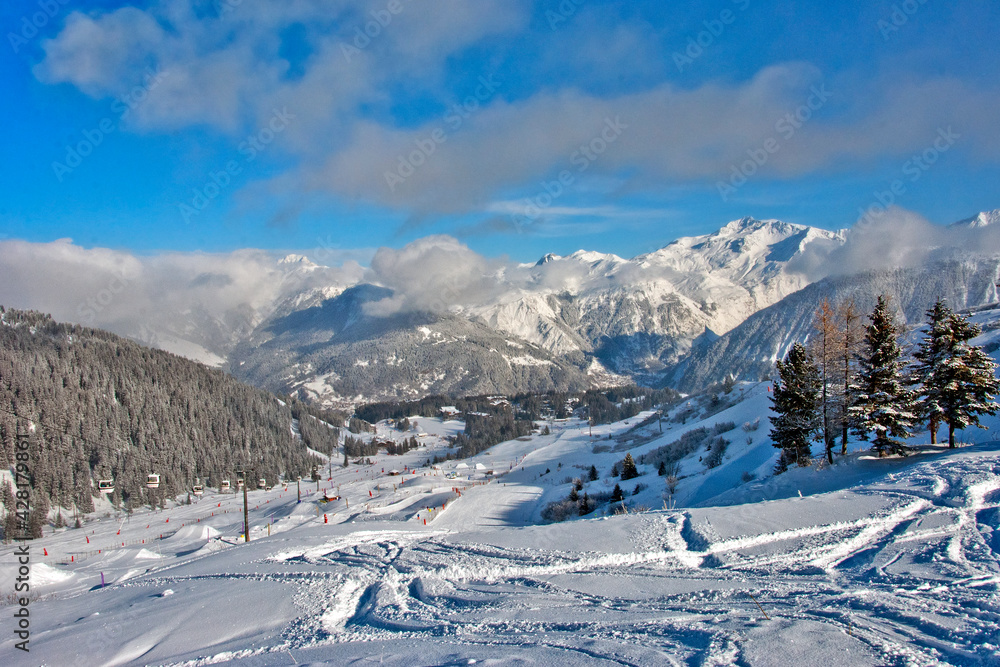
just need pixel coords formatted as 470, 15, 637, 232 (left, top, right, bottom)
610, 484, 624, 503
913, 303, 1000, 447
850, 295, 917, 457
769, 343, 821, 470
910, 300, 956, 445
620, 453, 639, 480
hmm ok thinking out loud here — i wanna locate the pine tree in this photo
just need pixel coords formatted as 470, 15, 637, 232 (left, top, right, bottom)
810, 299, 839, 463
620, 453, 639, 480
1, 483, 17, 543
909, 300, 954, 445
836, 298, 864, 455
611, 483, 624, 503
27, 490, 48, 539
657, 461, 666, 476
770, 343, 821, 470
850, 295, 917, 457
915, 307, 1000, 447
588, 464, 598, 482
568, 486, 579, 502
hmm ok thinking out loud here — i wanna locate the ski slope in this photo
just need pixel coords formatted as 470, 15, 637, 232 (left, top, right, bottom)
2, 407, 1000, 665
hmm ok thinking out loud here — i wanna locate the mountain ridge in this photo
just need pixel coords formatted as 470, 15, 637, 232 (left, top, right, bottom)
30, 210, 999, 408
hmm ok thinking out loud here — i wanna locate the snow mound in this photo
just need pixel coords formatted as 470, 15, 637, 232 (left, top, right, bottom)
31, 563, 74, 586
165, 525, 221, 542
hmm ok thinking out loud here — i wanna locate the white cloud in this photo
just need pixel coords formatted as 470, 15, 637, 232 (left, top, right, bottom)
32, 2, 1000, 224
788, 206, 1000, 281
286, 66, 1000, 218
0, 239, 363, 345
362, 235, 507, 316
35, 0, 527, 142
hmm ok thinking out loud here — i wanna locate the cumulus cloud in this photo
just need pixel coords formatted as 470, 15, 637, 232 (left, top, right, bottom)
0, 239, 364, 353
362, 236, 509, 316
788, 207, 1000, 281
304, 64, 829, 214
7, 210, 1000, 343
35, 0, 526, 142
309, 66, 1000, 217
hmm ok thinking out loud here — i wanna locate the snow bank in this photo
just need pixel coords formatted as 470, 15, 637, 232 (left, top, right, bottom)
31, 563, 74, 586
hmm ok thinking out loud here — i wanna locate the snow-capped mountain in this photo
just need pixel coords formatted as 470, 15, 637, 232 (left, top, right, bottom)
86, 209, 999, 407
954, 210, 1000, 228
117, 254, 358, 368
470, 217, 844, 377
227, 284, 628, 408
220, 216, 846, 405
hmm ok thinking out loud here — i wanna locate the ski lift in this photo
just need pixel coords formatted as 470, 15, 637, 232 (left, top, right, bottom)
220, 480, 231, 492
146, 473, 160, 489
236, 478, 245, 490
97, 479, 115, 494
192, 485, 204, 496
257, 477, 267, 489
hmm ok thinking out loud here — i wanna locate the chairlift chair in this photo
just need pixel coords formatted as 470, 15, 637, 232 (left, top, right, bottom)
146, 473, 160, 489
192, 484, 204, 496
97, 479, 115, 494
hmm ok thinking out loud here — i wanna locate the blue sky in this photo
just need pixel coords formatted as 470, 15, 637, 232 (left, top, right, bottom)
1, 0, 998, 263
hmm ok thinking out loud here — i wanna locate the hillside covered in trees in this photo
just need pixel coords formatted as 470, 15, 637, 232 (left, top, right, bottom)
0, 308, 338, 516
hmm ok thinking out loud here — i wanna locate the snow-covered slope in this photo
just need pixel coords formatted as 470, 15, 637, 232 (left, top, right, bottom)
227, 284, 626, 408
7, 374, 1000, 665
671, 257, 1000, 391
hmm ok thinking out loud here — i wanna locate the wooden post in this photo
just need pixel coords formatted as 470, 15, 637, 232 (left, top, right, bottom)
242, 473, 250, 543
